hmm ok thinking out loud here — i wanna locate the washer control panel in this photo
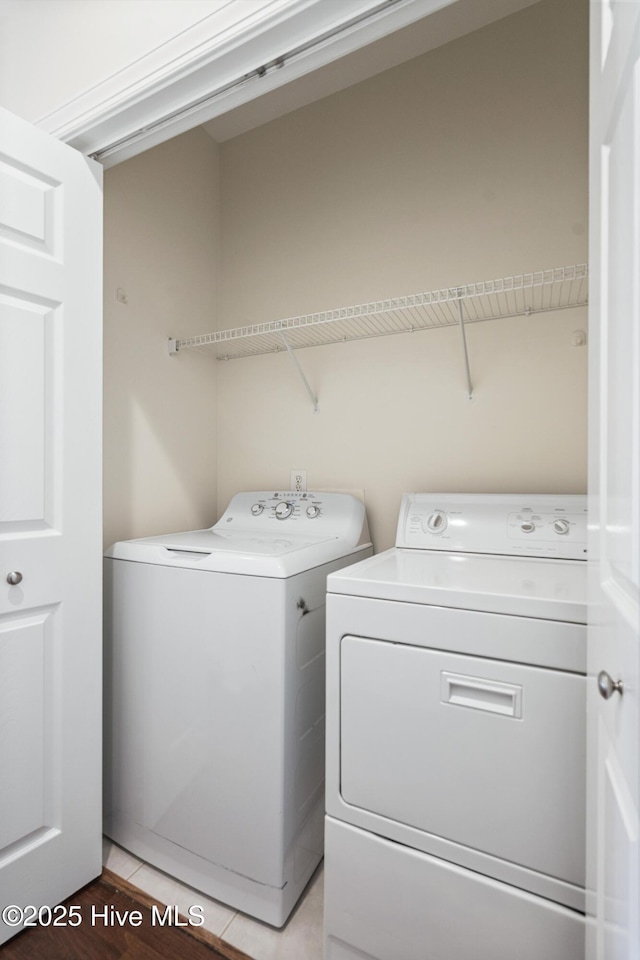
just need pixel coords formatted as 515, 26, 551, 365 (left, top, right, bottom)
231, 491, 326, 523
213, 491, 370, 545
397, 493, 588, 559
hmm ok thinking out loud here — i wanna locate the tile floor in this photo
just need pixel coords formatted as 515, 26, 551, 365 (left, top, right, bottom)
102, 838, 324, 960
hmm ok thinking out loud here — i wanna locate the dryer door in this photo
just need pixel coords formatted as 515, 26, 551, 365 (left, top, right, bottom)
339, 634, 585, 886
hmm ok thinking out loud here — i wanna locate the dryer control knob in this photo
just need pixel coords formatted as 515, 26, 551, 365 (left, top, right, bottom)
520, 521, 536, 533
425, 511, 447, 534
553, 519, 570, 535
275, 501, 293, 520
251, 503, 264, 516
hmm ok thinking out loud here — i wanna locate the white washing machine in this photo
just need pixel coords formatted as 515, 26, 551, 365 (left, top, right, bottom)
324, 493, 587, 960
103, 490, 371, 927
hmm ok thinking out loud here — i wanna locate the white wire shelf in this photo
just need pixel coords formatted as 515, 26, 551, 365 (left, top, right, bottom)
169, 264, 588, 361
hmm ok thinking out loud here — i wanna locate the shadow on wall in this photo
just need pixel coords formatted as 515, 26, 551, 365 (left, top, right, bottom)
103, 336, 218, 549
102, 127, 221, 549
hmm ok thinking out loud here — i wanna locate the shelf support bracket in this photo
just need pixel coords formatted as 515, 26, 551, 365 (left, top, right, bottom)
281, 335, 318, 412
456, 298, 473, 399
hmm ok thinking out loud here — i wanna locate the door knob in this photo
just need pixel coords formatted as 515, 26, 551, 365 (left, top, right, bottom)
597, 670, 623, 700
6, 571, 23, 585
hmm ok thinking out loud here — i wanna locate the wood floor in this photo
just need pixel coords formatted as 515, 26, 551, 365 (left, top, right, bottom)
0, 870, 253, 960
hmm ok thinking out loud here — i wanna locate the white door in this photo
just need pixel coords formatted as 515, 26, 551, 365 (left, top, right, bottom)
0, 107, 102, 944
588, 3, 640, 959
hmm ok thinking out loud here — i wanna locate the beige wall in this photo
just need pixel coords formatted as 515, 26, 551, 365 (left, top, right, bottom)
216, 0, 588, 549
103, 127, 220, 547
102, 0, 588, 553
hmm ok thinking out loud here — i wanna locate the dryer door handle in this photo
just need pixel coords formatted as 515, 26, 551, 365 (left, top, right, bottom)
440, 672, 523, 719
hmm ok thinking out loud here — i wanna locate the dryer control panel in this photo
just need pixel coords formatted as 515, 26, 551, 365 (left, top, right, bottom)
396, 493, 587, 559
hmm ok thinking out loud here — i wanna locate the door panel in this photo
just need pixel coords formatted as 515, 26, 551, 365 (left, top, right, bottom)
0, 298, 51, 524
0, 614, 47, 849
0, 156, 60, 255
0, 107, 102, 945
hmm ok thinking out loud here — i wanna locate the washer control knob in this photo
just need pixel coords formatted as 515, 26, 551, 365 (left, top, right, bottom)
426, 511, 448, 534
251, 503, 264, 516
520, 521, 536, 534
275, 501, 293, 520
306, 505, 320, 518
553, 519, 570, 535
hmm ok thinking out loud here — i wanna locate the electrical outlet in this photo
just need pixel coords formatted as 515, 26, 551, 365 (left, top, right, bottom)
290, 469, 307, 492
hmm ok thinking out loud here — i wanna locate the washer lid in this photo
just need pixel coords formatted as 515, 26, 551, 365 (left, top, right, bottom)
105, 528, 366, 577
138, 527, 336, 555
104, 490, 371, 577
327, 547, 587, 623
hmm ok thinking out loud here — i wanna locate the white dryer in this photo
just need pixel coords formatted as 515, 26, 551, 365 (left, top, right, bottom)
103, 491, 371, 927
324, 493, 587, 960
